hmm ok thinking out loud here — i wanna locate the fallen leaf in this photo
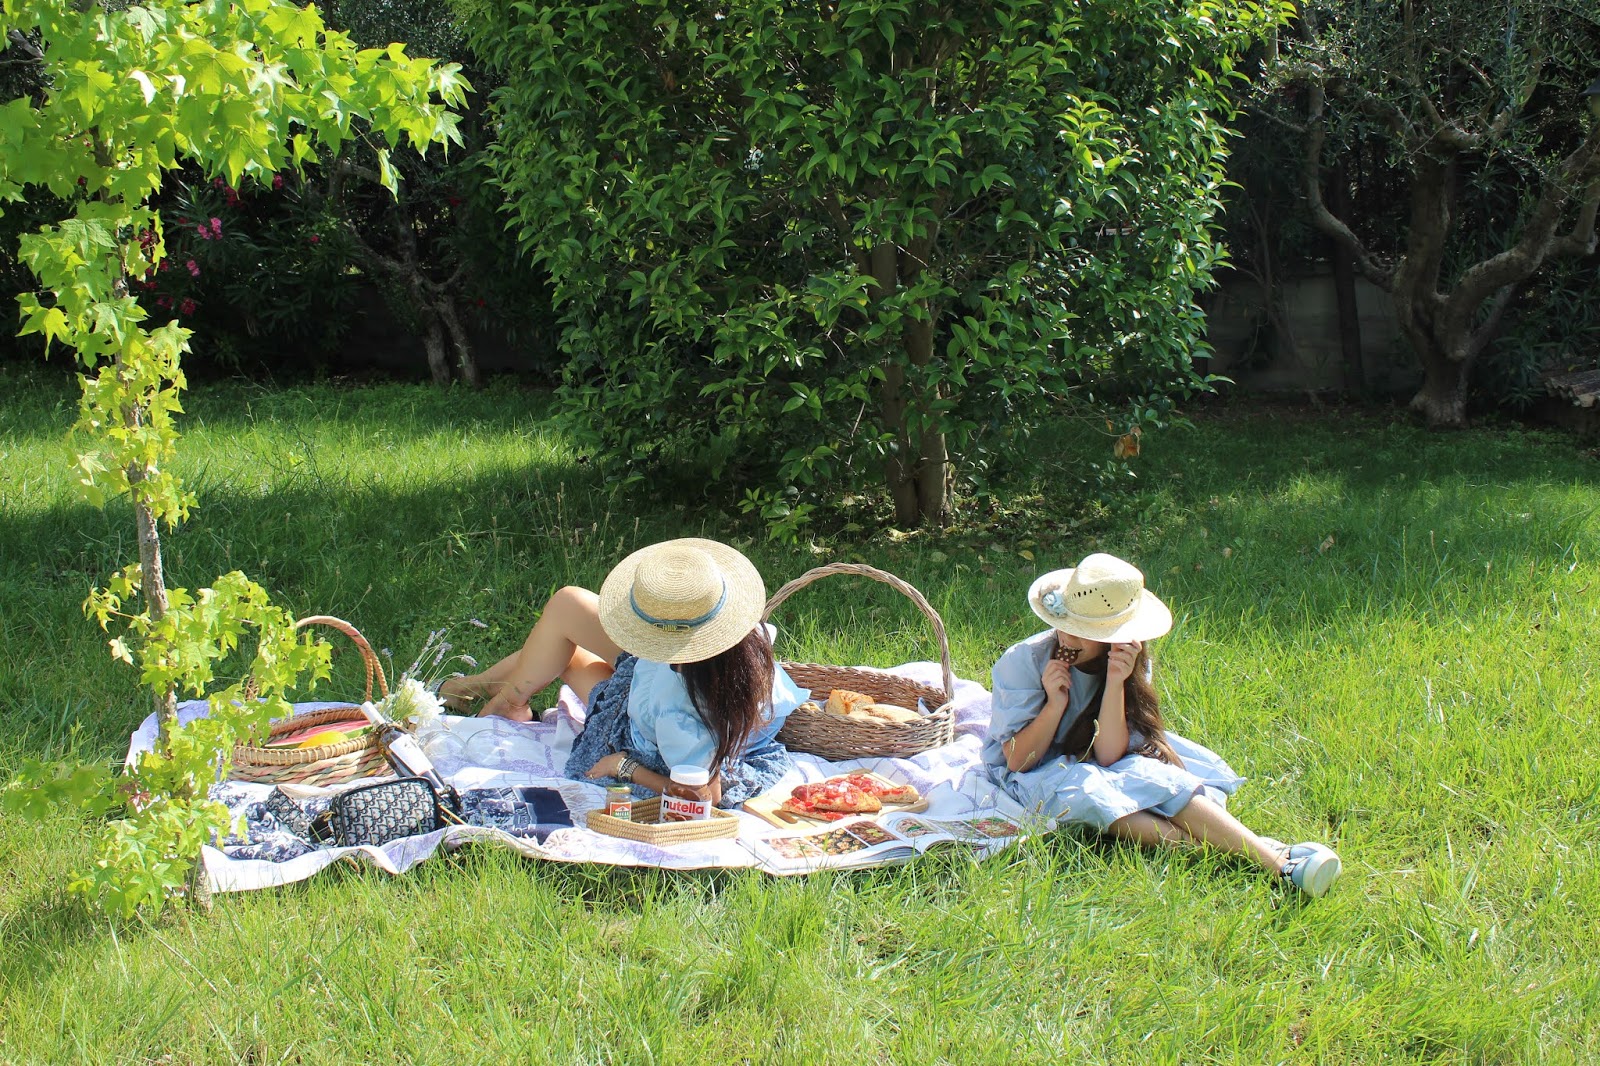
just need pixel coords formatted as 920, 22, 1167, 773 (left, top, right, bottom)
1319, 535, 1335, 554
1113, 426, 1142, 459
1221, 546, 1233, 558
1019, 549, 1035, 562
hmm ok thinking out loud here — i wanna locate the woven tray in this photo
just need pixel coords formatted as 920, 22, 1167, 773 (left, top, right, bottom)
586, 797, 741, 844
230, 616, 394, 786
764, 563, 956, 760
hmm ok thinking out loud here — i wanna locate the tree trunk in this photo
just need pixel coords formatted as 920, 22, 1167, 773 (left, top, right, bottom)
111, 315, 179, 746
417, 293, 450, 385
905, 306, 949, 526
436, 296, 481, 388
869, 242, 921, 526
869, 242, 949, 528
1406, 337, 1469, 427
1329, 161, 1364, 393
131, 489, 179, 739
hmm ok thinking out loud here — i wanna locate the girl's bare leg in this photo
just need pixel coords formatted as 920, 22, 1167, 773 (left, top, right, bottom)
1107, 811, 1189, 847
440, 586, 624, 720
1163, 793, 1289, 873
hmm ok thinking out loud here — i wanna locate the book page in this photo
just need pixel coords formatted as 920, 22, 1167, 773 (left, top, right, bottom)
748, 818, 916, 871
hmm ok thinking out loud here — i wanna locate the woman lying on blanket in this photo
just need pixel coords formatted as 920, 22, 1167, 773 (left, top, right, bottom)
984, 552, 1343, 897
440, 538, 805, 808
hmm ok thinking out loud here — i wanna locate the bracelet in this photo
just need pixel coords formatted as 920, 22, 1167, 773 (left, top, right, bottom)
615, 755, 638, 783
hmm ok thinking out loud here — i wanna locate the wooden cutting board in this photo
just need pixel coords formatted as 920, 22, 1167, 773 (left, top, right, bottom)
744, 772, 930, 829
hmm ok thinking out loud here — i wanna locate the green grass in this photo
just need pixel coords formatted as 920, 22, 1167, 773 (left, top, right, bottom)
2, 367, 1598, 1064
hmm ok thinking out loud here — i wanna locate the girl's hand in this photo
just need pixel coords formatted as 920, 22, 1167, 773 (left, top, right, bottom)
586, 752, 626, 779
1042, 660, 1073, 709
1106, 641, 1142, 685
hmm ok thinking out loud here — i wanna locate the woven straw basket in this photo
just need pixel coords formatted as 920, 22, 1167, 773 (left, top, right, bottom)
586, 798, 741, 844
230, 616, 395, 787
765, 563, 956, 760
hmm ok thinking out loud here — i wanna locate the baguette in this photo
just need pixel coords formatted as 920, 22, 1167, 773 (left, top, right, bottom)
862, 703, 919, 724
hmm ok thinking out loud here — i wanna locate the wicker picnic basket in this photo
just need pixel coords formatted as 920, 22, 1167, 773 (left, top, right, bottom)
229, 616, 395, 787
764, 563, 956, 761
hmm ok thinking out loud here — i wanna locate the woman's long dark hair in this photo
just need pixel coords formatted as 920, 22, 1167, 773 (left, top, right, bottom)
1058, 646, 1184, 767
677, 627, 775, 770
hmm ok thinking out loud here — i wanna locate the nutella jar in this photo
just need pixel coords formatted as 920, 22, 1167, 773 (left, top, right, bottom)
660, 764, 712, 822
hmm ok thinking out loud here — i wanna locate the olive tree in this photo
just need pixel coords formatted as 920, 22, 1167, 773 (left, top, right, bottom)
1268, 2, 1600, 426
461, 0, 1281, 528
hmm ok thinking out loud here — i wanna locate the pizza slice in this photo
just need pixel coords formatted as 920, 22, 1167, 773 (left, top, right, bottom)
778, 778, 884, 819
838, 772, 920, 805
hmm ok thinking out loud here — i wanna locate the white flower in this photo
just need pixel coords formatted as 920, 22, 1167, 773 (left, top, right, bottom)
381, 676, 445, 730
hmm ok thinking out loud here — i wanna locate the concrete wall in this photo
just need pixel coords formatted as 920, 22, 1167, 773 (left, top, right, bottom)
1204, 268, 1420, 396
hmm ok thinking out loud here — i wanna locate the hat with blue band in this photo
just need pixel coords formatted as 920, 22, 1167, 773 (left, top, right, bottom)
599, 538, 766, 663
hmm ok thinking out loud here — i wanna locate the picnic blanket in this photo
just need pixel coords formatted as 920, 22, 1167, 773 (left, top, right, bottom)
124, 663, 1032, 894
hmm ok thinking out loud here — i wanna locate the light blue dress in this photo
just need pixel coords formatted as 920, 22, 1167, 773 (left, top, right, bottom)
625, 657, 808, 770
984, 630, 1244, 831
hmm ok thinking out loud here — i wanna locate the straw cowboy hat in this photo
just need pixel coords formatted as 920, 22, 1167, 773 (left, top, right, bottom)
598, 538, 767, 664
1028, 552, 1172, 643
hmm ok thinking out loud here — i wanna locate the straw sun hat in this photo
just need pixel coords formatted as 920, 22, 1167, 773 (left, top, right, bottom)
1028, 552, 1172, 644
598, 538, 767, 664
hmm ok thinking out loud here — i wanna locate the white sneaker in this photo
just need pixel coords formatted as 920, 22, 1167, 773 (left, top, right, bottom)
1282, 842, 1342, 897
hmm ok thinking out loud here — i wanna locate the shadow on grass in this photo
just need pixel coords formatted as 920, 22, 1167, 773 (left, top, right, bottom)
5, 403, 1599, 757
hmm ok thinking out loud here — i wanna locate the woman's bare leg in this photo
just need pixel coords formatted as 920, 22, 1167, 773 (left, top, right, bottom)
1107, 811, 1189, 847
441, 586, 624, 720
1163, 793, 1288, 873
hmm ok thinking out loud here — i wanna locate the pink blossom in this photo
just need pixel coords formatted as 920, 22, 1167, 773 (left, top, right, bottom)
156, 295, 171, 308
308, 234, 320, 244
209, 217, 222, 235
179, 298, 197, 316
196, 224, 209, 238
186, 259, 199, 277
272, 173, 285, 190
213, 177, 226, 189
158, 259, 170, 272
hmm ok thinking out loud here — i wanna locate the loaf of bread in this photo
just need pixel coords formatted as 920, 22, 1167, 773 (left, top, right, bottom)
825, 689, 875, 716
862, 703, 919, 724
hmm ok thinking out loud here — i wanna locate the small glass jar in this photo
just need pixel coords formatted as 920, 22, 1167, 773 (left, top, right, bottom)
604, 785, 634, 822
660, 764, 712, 822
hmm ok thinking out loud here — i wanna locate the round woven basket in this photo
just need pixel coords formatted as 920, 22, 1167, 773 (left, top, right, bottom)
764, 563, 956, 760
230, 616, 395, 786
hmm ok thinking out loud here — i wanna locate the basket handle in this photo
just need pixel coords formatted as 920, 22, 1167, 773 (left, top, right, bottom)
294, 615, 390, 702
243, 615, 390, 703
762, 562, 954, 703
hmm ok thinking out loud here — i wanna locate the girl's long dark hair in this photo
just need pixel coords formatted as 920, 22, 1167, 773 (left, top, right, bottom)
1058, 647, 1183, 767
678, 627, 775, 770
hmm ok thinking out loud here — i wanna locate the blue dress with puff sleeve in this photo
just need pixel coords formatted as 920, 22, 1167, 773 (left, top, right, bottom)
565, 628, 807, 808
983, 630, 1244, 831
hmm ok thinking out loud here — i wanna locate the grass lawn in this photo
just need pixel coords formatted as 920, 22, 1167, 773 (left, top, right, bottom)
1, 367, 1597, 1064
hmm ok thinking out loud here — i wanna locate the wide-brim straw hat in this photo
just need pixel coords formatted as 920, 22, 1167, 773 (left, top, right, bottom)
1028, 552, 1172, 644
598, 538, 766, 664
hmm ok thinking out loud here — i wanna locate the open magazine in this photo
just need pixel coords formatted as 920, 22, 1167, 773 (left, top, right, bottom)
745, 810, 1026, 873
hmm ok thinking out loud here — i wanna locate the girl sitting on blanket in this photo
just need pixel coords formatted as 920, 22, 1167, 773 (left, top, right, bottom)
440, 538, 805, 808
984, 552, 1343, 896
